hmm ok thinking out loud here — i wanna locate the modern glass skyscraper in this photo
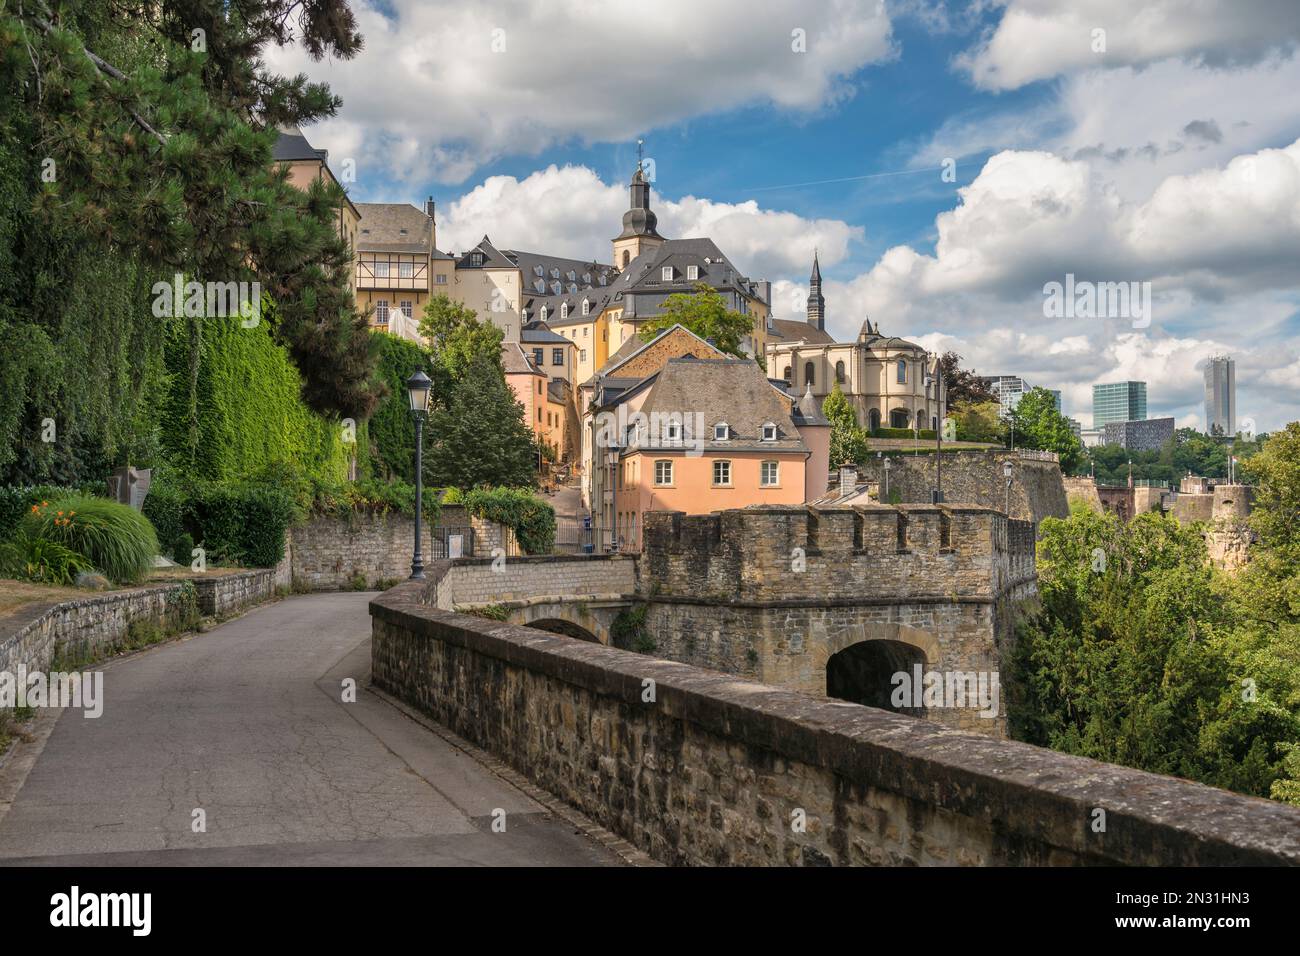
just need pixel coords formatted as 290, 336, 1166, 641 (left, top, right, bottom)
1092, 381, 1147, 427
1204, 356, 1236, 436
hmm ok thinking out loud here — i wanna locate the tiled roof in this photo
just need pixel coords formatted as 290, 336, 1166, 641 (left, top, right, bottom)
355, 203, 436, 254
501, 342, 544, 377
632, 357, 808, 453
769, 318, 836, 345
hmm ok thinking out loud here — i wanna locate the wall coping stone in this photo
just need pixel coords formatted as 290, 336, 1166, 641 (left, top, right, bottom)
372, 569, 1300, 866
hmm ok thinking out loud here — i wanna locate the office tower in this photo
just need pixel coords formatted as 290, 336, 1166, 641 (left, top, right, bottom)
1093, 381, 1147, 427
1204, 355, 1236, 436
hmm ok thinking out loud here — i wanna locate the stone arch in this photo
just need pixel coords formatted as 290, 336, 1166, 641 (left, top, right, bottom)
868, 408, 881, 432
889, 407, 910, 429
528, 617, 600, 642
820, 623, 939, 714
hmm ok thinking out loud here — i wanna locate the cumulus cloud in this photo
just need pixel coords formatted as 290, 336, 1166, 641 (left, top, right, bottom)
434, 164, 862, 279
265, 0, 895, 184
957, 0, 1300, 91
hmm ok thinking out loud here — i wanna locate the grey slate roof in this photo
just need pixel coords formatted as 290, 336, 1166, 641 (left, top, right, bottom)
272, 126, 327, 163
769, 318, 836, 345
456, 236, 516, 269
355, 203, 437, 254
632, 357, 808, 453
520, 320, 571, 345
508, 249, 616, 296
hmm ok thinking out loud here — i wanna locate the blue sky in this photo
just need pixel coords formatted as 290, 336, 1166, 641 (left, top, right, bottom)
268, 1, 1300, 430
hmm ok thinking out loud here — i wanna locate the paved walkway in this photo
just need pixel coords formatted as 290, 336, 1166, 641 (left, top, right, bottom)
0, 593, 622, 866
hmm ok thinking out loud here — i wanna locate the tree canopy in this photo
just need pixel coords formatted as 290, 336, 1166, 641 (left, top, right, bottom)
638, 284, 754, 357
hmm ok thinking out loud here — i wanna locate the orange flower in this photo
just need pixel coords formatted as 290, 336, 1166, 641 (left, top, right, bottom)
41, 501, 48, 507
30, 505, 38, 512
57, 510, 64, 516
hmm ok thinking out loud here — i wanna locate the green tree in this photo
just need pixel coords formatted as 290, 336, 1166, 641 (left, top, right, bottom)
638, 284, 754, 357
949, 400, 1004, 443
1009, 387, 1084, 472
822, 384, 867, 468
419, 295, 505, 375
427, 355, 539, 490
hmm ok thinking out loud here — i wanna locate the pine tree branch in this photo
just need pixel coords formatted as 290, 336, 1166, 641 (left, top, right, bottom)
27, 13, 167, 146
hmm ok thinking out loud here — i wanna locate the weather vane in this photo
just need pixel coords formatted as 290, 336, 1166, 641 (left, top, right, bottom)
636, 138, 644, 172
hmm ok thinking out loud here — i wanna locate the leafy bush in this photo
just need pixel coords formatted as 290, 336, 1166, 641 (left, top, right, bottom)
871, 427, 937, 440
22, 496, 157, 584
188, 482, 294, 568
0, 485, 86, 540
0, 531, 93, 585
459, 487, 555, 555
140, 469, 187, 553
173, 532, 195, 566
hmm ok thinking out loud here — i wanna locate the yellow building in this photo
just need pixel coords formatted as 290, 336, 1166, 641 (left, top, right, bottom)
272, 125, 360, 294
353, 200, 454, 343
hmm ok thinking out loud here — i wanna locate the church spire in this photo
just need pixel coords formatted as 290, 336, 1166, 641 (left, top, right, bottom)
807, 250, 825, 331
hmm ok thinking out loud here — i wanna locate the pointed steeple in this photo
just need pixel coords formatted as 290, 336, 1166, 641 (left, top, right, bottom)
807, 250, 825, 331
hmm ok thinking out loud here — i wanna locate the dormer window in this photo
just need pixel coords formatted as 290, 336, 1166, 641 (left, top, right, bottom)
662, 266, 673, 281
551, 280, 561, 294
762, 423, 777, 441
665, 420, 681, 442
687, 265, 699, 281
469, 252, 483, 267
581, 298, 590, 316
560, 302, 569, 319
550, 268, 560, 279
714, 422, 730, 441
567, 270, 576, 281
533, 265, 544, 277
583, 272, 592, 284
540, 305, 548, 321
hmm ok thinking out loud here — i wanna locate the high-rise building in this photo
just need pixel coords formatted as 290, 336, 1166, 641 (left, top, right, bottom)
978, 375, 1029, 415
1204, 355, 1236, 436
1048, 389, 1062, 413
1103, 417, 1175, 452
1093, 381, 1147, 427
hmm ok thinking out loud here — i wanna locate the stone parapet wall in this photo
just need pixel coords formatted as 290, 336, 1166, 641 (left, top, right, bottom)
0, 570, 274, 677
281, 515, 429, 591
370, 574, 1300, 867
435, 554, 637, 609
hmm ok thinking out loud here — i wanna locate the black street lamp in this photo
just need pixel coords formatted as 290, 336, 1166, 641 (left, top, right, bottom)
1003, 459, 1014, 516
406, 369, 432, 579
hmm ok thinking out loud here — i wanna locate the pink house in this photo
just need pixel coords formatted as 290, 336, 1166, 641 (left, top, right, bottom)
605, 356, 830, 551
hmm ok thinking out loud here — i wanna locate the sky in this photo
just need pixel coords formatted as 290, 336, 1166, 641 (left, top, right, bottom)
266, 0, 1300, 431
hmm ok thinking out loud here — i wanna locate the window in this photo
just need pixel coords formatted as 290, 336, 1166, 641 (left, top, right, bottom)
581, 298, 590, 316
712, 460, 732, 486
567, 270, 576, 281
399, 260, 413, 278
714, 422, 730, 441
469, 252, 483, 267
835, 360, 845, 384
374, 260, 390, 278
561, 302, 569, 319
662, 266, 673, 281
374, 300, 389, 324
583, 327, 588, 337
622, 251, 630, 268
761, 461, 779, 487
654, 460, 673, 486
782, 366, 792, 384
665, 420, 681, 441
804, 362, 815, 386
762, 423, 777, 441
580, 349, 587, 362
537, 408, 542, 422
897, 359, 907, 384
687, 265, 699, 281
435, 274, 448, 285
540, 305, 548, 321
533, 348, 544, 366
552, 348, 564, 365
534, 265, 544, 277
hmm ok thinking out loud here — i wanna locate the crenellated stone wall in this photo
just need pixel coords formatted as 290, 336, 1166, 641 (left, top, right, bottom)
370, 574, 1300, 867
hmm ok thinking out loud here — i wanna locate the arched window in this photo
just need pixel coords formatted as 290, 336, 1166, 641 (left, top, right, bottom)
621, 250, 630, 268
581, 298, 590, 316
896, 359, 907, 384
540, 305, 548, 321
916, 410, 926, 430
804, 361, 815, 387
868, 409, 881, 432
782, 366, 792, 384
560, 302, 569, 319
835, 360, 846, 384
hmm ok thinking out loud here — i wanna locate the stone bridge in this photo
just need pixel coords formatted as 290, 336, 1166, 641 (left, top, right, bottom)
432, 504, 1037, 738
432, 554, 637, 645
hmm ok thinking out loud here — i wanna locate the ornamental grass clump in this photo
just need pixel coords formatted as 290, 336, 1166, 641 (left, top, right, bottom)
23, 496, 158, 585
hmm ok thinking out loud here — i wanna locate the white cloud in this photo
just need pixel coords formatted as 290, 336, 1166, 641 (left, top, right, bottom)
435, 164, 862, 279
957, 0, 1300, 91
266, 0, 895, 184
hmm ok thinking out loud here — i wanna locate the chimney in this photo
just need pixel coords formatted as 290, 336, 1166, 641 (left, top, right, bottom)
425, 196, 436, 222
839, 465, 857, 499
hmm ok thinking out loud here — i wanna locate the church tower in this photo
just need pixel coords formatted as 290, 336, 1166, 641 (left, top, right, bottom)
807, 251, 825, 331
612, 143, 665, 270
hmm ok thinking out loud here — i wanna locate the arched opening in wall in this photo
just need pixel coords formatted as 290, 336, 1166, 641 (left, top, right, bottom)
890, 408, 910, 429
528, 617, 600, 643
826, 640, 926, 717
868, 408, 881, 432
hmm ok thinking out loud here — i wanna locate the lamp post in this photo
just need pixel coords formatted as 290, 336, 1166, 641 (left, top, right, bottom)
1003, 459, 1014, 516
406, 369, 432, 579
882, 456, 891, 502
926, 373, 942, 503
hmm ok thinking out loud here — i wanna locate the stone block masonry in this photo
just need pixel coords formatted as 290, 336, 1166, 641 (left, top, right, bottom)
0, 570, 276, 677
371, 573, 1300, 866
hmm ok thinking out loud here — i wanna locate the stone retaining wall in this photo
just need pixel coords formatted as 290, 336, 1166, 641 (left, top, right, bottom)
370, 572, 1300, 867
434, 554, 637, 609
1, 570, 274, 677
